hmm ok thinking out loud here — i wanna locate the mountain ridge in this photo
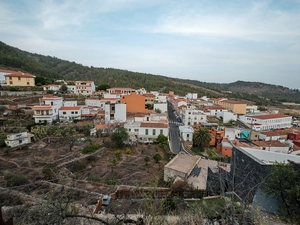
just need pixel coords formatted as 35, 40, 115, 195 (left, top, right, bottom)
0, 41, 299, 103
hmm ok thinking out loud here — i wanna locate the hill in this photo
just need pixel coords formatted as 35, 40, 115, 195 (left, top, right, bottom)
1, 41, 300, 104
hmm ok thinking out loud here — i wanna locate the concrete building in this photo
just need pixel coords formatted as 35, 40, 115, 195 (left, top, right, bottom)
107, 87, 136, 96
216, 111, 237, 123
43, 84, 61, 92
180, 107, 207, 126
153, 103, 168, 113
179, 125, 194, 141
120, 92, 152, 113
32, 95, 63, 124
238, 114, 293, 131
104, 103, 126, 123
164, 153, 221, 190
213, 98, 247, 115
5, 132, 34, 147
85, 98, 104, 108
75, 81, 95, 96
59, 106, 82, 122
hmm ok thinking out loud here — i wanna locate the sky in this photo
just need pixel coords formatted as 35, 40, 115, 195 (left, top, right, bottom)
1, 0, 300, 89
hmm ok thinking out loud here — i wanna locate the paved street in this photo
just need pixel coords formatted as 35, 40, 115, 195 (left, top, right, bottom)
167, 101, 187, 154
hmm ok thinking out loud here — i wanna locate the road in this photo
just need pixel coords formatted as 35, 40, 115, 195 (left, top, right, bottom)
167, 101, 189, 154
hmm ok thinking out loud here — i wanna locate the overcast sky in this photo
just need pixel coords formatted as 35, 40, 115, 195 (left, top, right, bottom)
1, 0, 300, 89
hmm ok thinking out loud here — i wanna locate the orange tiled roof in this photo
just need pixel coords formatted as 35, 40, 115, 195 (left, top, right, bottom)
249, 114, 291, 120
140, 122, 168, 128
4, 71, 35, 78
32, 105, 52, 109
253, 140, 287, 147
59, 106, 81, 110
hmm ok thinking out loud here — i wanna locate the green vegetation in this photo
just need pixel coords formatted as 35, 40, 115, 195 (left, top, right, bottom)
5, 173, 28, 187
153, 153, 162, 163
81, 143, 101, 154
263, 163, 300, 224
111, 127, 129, 148
42, 164, 59, 181
193, 128, 211, 150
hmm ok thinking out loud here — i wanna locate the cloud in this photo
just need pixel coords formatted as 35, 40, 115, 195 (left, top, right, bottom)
151, 0, 300, 42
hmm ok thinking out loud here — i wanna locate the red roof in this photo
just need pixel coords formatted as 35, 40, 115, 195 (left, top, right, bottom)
33, 105, 52, 109
140, 122, 168, 128
60, 106, 81, 110
249, 114, 291, 120
4, 71, 35, 78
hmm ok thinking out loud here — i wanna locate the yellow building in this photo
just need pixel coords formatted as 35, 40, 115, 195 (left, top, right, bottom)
213, 98, 247, 115
4, 71, 35, 86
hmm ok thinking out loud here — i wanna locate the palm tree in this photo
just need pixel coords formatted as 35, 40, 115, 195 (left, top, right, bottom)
193, 128, 211, 149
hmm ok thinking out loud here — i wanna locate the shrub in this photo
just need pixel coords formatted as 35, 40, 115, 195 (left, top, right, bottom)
5, 173, 28, 187
102, 140, 113, 148
153, 153, 162, 163
104, 177, 116, 185
125, 147, 132, 154
86, 155, 97, 161
81, 143, 101, 154
42, 164, 58, 181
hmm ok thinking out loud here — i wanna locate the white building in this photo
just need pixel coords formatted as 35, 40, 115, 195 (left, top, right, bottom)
180, 107, 207, 126
238, 114, 293, 131
43, 84, 61, 92
63, 101, 77, 107
5, 132, 34, 147
179, 125, 194, 141
85, 98, 104, 108
59, 106, 82, 122
216, 111, 237, 123
154, 103, 168, 113
125, 121, 169, 143
186, 93, 198, 100
104, 103, 126, 123
67, 85, 77, 94
32, 95, 63, 124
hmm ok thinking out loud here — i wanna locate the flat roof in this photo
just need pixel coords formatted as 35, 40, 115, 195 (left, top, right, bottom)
240, 147, 300, 164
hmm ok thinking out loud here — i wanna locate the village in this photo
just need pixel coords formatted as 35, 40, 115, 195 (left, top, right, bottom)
1, 70, 300, 224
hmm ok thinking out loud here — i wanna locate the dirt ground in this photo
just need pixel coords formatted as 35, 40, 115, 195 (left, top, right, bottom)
0, 136, 168, 204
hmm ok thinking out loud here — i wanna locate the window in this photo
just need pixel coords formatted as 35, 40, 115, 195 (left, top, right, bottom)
160, 129, 163, 135
18, 77, 21, 81
145, 129, 148, 135
9, 77, 12, 80
152, 129, 156, 135
63, 112, 66, 115
75, 111, 78, 114
128, 128, 131, 132
71, 111, 74, 114
10, 81, 13, 84
134, 129, 139, 132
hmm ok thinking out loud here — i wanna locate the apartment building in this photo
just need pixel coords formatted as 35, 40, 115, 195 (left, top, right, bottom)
75, 81, 95, 96
213, 98, 247, 115
4, 71, 35, 86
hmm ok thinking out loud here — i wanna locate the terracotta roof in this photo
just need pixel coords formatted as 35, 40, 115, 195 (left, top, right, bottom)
59, 106, 81, 110
100, 98, 120, 101
140, 122, 168, 128
107, 88, 135, 91
219, 99, 246, 104
4, 71, 35, 78
32, 105, 52, 109
95, 124, 110, 129
143, 94, 155, 97
253, 140, 287, 147
249, 114, 291, 120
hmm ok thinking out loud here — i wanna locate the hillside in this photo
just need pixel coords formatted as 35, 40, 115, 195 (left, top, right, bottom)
1, 41, 300, 103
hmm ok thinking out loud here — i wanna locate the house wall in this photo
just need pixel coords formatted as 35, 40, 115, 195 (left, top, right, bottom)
120, 92, 148, 113
154, 103, 168, 113
164, 167, 187, 181
5, 75, 35, 86
59, 109, 81, 122
64, 101, 77, 106
85, 99, 103, 107
114, 104, 127, 122
221, 146, 233, 157
216, 111, 237, 123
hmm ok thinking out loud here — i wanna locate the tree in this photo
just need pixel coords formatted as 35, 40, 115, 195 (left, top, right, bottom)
193, 128, 211, 149
60, 84, 68, 93
156, 134, 168, 144
97, 84, 110, 91
111, 127, 129, 148
153, 153, 162, 163
263, 162, 300, 224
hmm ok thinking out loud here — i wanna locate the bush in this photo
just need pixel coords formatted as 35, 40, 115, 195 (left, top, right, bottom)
81, 143, 101, 154
42, 164, 58, 181
153, 153, 162, 163
71, 160, 86, 172
102, 140, 113, 148
104, 177, 116, 185
5, 173, 28, 187
86, 155, 97, 161
125, 147, 132, 154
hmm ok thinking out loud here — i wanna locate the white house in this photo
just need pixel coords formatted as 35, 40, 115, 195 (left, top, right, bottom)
224, 127, 237, 141
216, 111, 237, 123
59, 106, 82, 122
32, 95, 63, 124
238, 113, 293, 131
63, 101, 77, 107
43, 84, 61, 92
5, 132, 34, 147
202, 104, 228, 116
67, 85, 77, 94
124, 120, 169, 143
104, 103, 126, 123
186, 93, 198, 100
180, 107, 207, 126
179, 125, 194, 141
154, 103, 168, 113
85, 98, 104, 108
